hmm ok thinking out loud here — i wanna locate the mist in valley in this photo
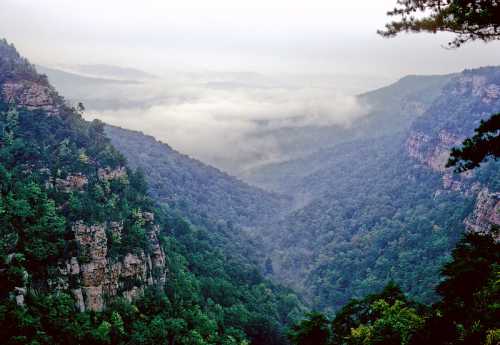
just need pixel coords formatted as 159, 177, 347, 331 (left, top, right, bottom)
3, 0, 500, 176
1, 1, 500, 344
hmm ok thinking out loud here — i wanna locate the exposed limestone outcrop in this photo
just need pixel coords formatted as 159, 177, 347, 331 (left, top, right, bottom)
406, 129, 463, 173
53, 173, 88, 192
405, 129, 476, 195
98, 166, 128, 181
49, 220, 167, 312
464, 188, 500, 238
1, 80, 60, 115
451, 73, 500, 104
12, 287, 26, 306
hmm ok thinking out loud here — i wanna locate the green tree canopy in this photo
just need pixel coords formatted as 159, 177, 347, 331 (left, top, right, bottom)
288, 312, 331, 345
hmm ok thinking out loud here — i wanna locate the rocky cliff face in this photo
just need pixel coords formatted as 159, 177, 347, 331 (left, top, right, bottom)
406, 129, 463, 172
2, 79, 61, 115
464, 188, 500, 238
0, 39, 62, 115
405, 68, 500, 235
0, 40, 167, 312
48, 215, 166, 312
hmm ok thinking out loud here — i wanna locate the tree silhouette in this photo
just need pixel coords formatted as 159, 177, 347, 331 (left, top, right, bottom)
381, 0, 500, 172
378, 0, 500, 48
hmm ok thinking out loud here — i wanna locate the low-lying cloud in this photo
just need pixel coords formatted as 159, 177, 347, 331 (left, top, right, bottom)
48, 68, 373, 174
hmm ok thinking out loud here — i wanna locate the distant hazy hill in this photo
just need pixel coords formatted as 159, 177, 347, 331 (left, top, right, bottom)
71, 63, 156, 80
242, 73, 454, 191
37, 65, 140, 85
38, 65, 164, 110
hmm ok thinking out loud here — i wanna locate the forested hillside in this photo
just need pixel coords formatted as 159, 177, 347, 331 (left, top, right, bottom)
242, 73, 454, 191
0, 39, 303, 345
105, 124, 290, 229
289, 229, 500, 345
36, 35, 499, 330
245, 68, 500, 311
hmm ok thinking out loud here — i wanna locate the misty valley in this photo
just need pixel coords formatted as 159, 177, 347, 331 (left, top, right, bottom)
0, 1, 499, 345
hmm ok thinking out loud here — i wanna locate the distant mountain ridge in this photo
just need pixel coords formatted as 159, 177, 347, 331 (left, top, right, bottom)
243, 73, 455, 192
70, 64, 156, 80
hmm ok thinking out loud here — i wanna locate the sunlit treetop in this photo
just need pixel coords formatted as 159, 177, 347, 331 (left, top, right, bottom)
378, 0, 500, 48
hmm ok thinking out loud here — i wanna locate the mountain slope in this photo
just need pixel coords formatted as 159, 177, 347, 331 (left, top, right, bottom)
243, 73, 454, 192
105, 124, 290, 229
0, 38, 302, 345
247, 67, 500, 311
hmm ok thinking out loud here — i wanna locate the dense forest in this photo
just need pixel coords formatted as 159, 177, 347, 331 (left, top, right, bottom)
289, 229, 499, 345
0, 39, 303, 345
1, 26, 499, 344
243, 68, 500, 311
95, 67, 500, 313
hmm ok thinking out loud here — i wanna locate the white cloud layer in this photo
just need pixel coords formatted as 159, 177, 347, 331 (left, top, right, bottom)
81, 73, 369, 173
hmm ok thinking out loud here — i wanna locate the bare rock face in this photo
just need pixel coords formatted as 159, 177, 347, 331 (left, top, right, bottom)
2, 80, 60, 115
465, 188, 500, 238
52, 220, 167, 312
405, 129, 476, 193
54, 173, 88, 192
406, 129, 463, 173
12, 287, 26, 306
451, 74, 500, 104
98, 166, 127, 181
0, 40, 169, 313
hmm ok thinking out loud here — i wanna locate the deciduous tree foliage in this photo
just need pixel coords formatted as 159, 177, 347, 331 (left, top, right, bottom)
0, 93, 303, 344
288, 230, 500, 345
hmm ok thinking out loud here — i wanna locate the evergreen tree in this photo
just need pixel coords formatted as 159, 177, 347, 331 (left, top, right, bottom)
378, 0, 500, 48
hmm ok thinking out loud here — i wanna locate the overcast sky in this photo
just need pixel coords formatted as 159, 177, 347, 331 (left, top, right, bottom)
2, 0, 500, 79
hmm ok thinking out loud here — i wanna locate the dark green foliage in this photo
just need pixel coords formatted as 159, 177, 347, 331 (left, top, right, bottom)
0, 39, 303, 345
289, 232, 500, 345
0, 100, 151, 263
252, 67, 500, 312
409, 230, 500, 345
266, 134, 475, 310
288, 282, 424, 345
379, 0, 500, 48
447, 113, 500, 172
288, 312, 331, 345
0, 107, 66, 280
158, 210, 304, 345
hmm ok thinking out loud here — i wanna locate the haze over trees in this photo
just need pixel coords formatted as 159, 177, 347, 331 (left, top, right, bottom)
286, 2, 500, 344
0, 0, 499, 344
0, 39, 303, 345
379, 0, 500, 171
